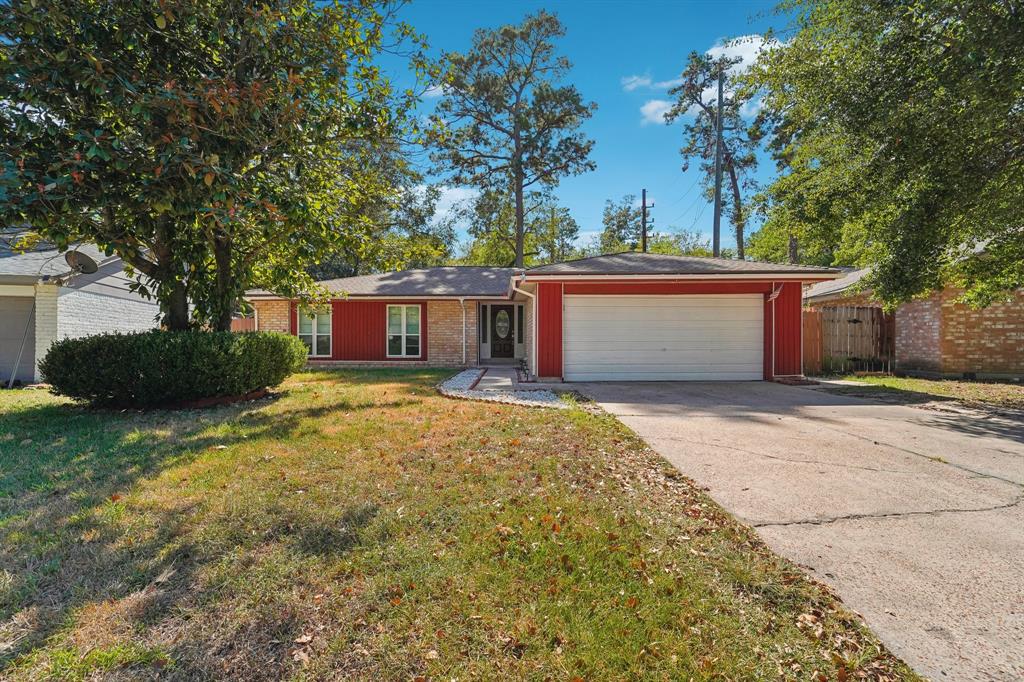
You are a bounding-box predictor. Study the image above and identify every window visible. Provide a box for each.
[298,309,331,357]
[517,305,524,344]
[387,305,421,357]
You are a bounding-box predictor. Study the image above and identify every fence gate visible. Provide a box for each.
[803,306,894,375]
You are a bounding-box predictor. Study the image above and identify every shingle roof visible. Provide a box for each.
[249,266,518,298]
[803,267,871,302]
[0,237,113,279]
[525,251,840,276]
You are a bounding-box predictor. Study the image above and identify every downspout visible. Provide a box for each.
[511,276,536,378]
[767,282,783,380]
[459,298,467,365]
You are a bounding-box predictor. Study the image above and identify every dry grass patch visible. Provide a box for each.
[836,374,1024,410]
[0,369,917,680]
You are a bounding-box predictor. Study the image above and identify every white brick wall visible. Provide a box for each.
[33,284,59,381]
[57,290,160,340]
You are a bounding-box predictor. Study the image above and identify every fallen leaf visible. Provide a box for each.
[110,493,123,502]
[425,649,439,660]
[294,633,313,644]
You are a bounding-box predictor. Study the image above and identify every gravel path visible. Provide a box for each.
[438,369,568,409]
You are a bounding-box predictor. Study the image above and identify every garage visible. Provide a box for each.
[562,294,764,381]
[0,296,35,384]
[525,252,840,381]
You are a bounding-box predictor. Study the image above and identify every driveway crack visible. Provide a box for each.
[810,423,1024,488]
[651,436,918,475]
[754,491,1024,528]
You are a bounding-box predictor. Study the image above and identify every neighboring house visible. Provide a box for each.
[0,243,160,384]
[804,267,1024,379]
[246,252,838,381]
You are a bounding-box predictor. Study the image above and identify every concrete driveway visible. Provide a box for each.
[574,381,1024,681]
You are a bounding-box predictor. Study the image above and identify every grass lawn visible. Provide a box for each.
[0,369,914,680]
[835,374,1024,410]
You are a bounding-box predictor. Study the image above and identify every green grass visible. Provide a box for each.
[0,370,916,680]
[837,374,1024,410]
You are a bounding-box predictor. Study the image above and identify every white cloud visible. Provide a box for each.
[640,99,673,125]
[431,186,478,224]
[621,74,682,93]
[621,74,652,92]
[706,34,772,74]
[422,83,447,99]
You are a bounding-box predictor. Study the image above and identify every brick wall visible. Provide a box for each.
[425,300,477,367]
[253,299,291,333]
[940,288,1024,376]
[58,290,159,340]
[895,294,942,372]
[33,283,59,381]
[254,298,479,367]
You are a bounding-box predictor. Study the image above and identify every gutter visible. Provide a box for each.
[510,275,537,379]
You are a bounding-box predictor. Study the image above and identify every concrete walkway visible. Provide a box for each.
[573,380,1024,682]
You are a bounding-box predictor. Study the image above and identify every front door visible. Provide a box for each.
[490,305,514,358]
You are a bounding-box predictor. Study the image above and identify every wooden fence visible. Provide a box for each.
[230,316,256,333]
[803,306,894,375]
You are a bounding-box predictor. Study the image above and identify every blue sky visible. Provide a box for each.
[395,0,786,249]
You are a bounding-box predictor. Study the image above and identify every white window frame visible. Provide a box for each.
[298,309,332,357]
[386,304,422,358]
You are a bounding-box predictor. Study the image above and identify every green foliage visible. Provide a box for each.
[598,195,642,253]
[454,190,580,266]
[752,0,1024,306]
[0,0,428,329]
[647,230,713,257]
[665,46,763,258]
[307,184,456,280]
[431,11,596,267]
[40,330,307,407]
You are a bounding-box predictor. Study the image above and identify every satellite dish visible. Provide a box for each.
[65,250,99,275]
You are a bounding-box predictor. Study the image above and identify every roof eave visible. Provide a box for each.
[522,272,841,282]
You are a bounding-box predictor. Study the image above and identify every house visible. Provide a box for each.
[246,252,839,381]
[804,267,1024,379]
[0,242,160,384]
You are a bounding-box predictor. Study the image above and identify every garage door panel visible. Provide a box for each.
[562,294,763,381]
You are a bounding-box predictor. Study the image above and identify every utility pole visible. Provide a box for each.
[641,188,647,252]
[711,63,725,258]
[640,188,653,252]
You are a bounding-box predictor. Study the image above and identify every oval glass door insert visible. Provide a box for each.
[495,310,511,338]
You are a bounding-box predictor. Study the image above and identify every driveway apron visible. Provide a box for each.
[575,381,1024,682]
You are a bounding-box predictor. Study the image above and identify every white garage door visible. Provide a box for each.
[563,294,764,381]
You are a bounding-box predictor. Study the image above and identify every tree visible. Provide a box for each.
[307,184,455,280]
[752,0,1024,306]
[0,0,425,330]
[533,196,579,264]
[648,229,713,257]
[665,49,762,259]
[598,195,641,253]
[431,11,596,268]
[453,189,577,266]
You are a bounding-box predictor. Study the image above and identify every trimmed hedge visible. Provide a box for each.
[40,330,308,407]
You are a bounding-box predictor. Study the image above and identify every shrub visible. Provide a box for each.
[40,330,308,407]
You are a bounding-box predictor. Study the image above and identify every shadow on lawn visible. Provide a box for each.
[0,388,396,678]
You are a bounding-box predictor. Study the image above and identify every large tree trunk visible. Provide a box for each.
[726,162,745,259]
[164,283,190,331]
[213,235,234,332]
[788,234,799,264]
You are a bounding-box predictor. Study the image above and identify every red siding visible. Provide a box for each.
[772,282,803,376]
[764,294,774,380]
[291,300,427,361]
[537,282,563,378]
